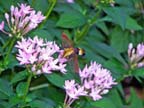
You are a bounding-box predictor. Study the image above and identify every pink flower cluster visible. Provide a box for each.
[64,62,116,106]
[15,36,67,74]
[0,3,45,38]
[66,0,74,3]
[128,43,144,68]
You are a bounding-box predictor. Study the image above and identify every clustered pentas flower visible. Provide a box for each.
[64,61,117,107]
[128,43,144,68]
[66,0,74,3]
[0,3,45,38]
[15,36,67,74]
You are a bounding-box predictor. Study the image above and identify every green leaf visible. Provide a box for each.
[11,70,28,84]
[25,93,37,103]
[45,73,66,88]
[110,27,130,53]
[116,0,134,7]
[96,22,109,35]
[46,87,64,104]
[69,3,84,14]
[81,40,105,64]
[42,20,62,40]
[0,61,5,73]
[126,16,143,30]
[107,88,123,108]
[84,45,105,64]
[8,94,24,108]
[54,3,75,13]
[31,29,54,41]
[88,27,105,42]
[104,59,127,80]
[30,0,49,14]
[84,0,96,5]
[56,10,86,28]
[0,0,13,11]
[45,72,76,88]
[128,88,143,108]
[29,100,54,108]
[0,79,13,97]
[0,92,9,100]
[16,82,27,97]
[116,84,125,98]
[91,97,116,108]
[27,0,32,4]
[87,40,126,65]
[0,101,9,108]
[103,7,128,29]
[132,68,144,76]
[54,2,83,13]
[7,54,19,69]
[31,87,62,105]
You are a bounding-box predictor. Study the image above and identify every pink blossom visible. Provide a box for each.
[64,80,87,106]
[64,61,117,107]
[0,3,45,38]
[64,81,87,99]
[137,43,144,57]
[79,65,89,79]
[66,0,74,3]
[128,43,144,68]
[19,3,32,15]
[89,89,102,101]
[64,80,76,89]
[0,21,4,31]
[57,63,67,73]
[79,61,117,100]
[15,36,67,74]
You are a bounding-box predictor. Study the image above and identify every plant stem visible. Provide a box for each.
[75,24,90,44]
[23,71,32,100]
[39,0,57,28]
[75,9,102,44]
[31,0,35,5]
[29,83,49,91]
[89,9,102,25]
[46,0,57,20]
[3,37,16,66]
[2,38,11,50]
[19,70,32,108]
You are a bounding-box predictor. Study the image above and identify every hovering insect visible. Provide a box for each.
[61,33,85,73]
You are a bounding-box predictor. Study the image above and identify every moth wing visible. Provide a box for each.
[62,33,73,48]
[73,54,79,73]
[66,53,79,73]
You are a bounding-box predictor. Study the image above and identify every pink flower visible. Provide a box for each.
[15,36,67,74]
[64,80,77,90]
[79,61,117,101]
[79,65,89,79]
[0,3,45,38]
[64,61,117,107]
[137,43,144,57]
[19,3,32,15]
[66,0,74,3]
[0,21,4,31]
[89,89,102,101]
[64,80,87,106]
[128,43,144,68]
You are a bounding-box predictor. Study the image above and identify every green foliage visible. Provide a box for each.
[0,78,13,97]
[56,10,86,28]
